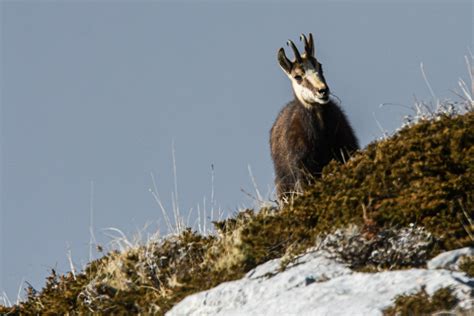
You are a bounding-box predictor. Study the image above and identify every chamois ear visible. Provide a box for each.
[277,48,292,74]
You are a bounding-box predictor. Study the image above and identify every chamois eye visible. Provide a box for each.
[294,75,303,83]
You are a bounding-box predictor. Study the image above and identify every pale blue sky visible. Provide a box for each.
[1,1,472,301]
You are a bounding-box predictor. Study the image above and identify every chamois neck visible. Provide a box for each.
[293,94,332,112]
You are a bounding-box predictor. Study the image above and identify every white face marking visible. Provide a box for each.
[304,69,320,87]
[287,70,330,108]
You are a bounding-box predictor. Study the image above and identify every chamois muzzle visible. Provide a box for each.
[317,87,329,99]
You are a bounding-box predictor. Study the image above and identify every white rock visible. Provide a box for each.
[427,247,474,270]
[167,250,473,316]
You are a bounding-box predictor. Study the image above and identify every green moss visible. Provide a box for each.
[290,111,474,251]
[383,287,459,316]
[1,110,473,315]
[459,255,474,277]
[0,255,109,315]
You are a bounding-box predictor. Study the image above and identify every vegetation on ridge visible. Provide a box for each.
[1,106,473,315]
[459,255,474,277]
[383,287,460,316]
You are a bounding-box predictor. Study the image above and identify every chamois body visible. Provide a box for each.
[270,97,358,198]
[270,33,359,199]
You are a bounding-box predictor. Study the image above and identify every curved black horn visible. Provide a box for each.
[287,40,302,63]
[308,33,315,56]
[300,33,312,56]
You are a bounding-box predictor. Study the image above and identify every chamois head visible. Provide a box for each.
[277,33,330,107]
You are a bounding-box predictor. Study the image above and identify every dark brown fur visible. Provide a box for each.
[270,34,359,200]
[270,97,359,199]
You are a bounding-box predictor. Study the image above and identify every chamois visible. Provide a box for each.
[270,33,359,200]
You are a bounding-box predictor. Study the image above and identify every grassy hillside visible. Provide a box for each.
[1,105,473,315]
